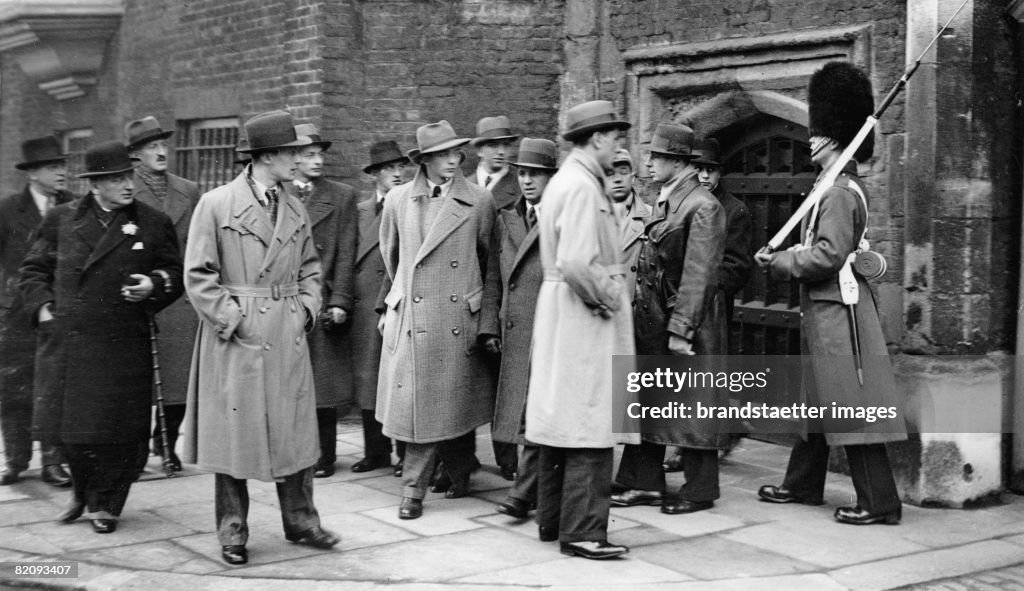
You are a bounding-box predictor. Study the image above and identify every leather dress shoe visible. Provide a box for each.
[429,470,451,493]
[834,504,901,525]
[663,452,684,473]
[221,545,248,565]
[57,500,85,523]
[166,453,183,472]
[285,526,340,548]
[393,461,403,477]
[496,497,532,519]
[90,518,117,534]
[444,477,470,499]
[610,489,662,507]
[41,465,72,488]
[560,540,629,560]
[498,463,516,481]
[538,525,559,542]
[313,461,336,478]
[398,497,422,520]
[0,467,20,485]
[351,455,390,473]
[757,485,824,506]
[661,499,714,514]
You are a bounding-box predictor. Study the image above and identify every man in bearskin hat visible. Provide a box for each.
[755,61,906,525]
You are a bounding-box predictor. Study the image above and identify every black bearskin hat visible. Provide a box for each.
[807,61,875,162]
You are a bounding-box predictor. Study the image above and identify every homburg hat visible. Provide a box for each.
[691,138,722,167]
[363,140,409,174]
[512,138,558,171]
[77,141,135,178]
[15,136,66,170]
[236,110,312,153]
[807,61,875,162]
[471,116,519,146]
[409,120,470,163]
[124,116,174,151]
[647,122,697,159]
[294,123,332,151]
[562,100,630,142]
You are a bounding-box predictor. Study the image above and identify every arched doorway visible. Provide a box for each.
[716,115,816,356]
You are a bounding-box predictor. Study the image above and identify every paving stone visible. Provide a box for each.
[309,481,402,514]
[895,503,1024,549]
[0,524,68,555]
[172,531,327,570]
[20,510,196,553]
[360,498,489,537]
[829,540,1024,591]
[148,501,217,534]
[722,517,929,568]
[0,486,32,503]
[639,534,819,579]
[621,573,850,591]
[454,555,690,585]
[129,473,215,507]
[316,512,419,551]
[0,498,69,526]
[70,540,224,574]
[612,503,747,538]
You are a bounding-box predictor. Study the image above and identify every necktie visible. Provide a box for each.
[484,175,493,188]
[297,184,312,204]
[376,199,384,216]
[265,187,279,225]
[431,185,442,199]
[526,206,537,229]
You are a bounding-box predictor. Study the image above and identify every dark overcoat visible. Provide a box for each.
[376,168,497,443]
[352,197,386,410]
[132,171,200,404]
[633,172,729,449]
[19,197,183,444]
[480,202,542,445]
[287,177,358,408]
[714,187,753,320]
[767,165,905,446]
[469,169,519,210]
[182,172,323,480]
[0,187,75,405]
[620,192,653,299]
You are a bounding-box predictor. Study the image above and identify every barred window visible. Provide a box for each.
[62,129,93,196]
[175,117,239,194]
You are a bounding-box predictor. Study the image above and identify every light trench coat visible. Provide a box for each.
[182,172,322,481]
[525,149,639,449]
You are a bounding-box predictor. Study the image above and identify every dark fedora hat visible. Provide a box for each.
[294,123,332,151]
[363,140,408,174]
[471,116,519,146]
[77,141,135,178]
[691,138,721,167]
[409,120,470,163]
[236,110,312,153]
[562,100,631,142]
[124,116,174,151]
[513,138,558,171]
[15,136,66,170]
[647,122,696,159]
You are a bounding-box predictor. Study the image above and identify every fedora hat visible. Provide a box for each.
[409,120,470,163]
[294,123,332,151]
[15,136,66,170]
[124,116,174,151]
[236,110,312,153]
[513,138,558,171]
[471,116,519,146]
[562,100,630,142]
[647,122,696,159]
[77,141,135,178]
[363,140,408,174]
[691,138,721,167]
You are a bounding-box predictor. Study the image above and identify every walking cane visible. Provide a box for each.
[148,315,177,478]
[758,0,970,255]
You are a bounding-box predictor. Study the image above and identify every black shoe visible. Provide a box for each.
[90,518,117,534]
[757,485,824,506]
[445,478,470,499]
[393,461,403,477]
[351,455,390,473]
[498,463,516,481]
[313,461,336,478]
[560,540,629,560]
[663,452,684,473]
[834,504,901,525]
[538,525,559,542]
[221,545,248,565]
[285,526,340,548]
[610,489,662,507]
[166,453,182,472]
[398,497,422,520]
[496,497,532,520]
[429,470,452,493]
[40,465,72,488]
[661,499,714,514]
[57,500,85,523]
[0,467,20,485]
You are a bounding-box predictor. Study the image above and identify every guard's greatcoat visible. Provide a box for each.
[182,172,322,480]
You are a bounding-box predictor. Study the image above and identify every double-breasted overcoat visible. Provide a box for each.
[633,173,729,449]
[19,196,183,444]
[352,197,387,410]
[182,172,323,481]
[767,164,905,446]
[132,171,200,404]
[376,168,496,443]
[620,191,652,299]
[287,177,358,408]
[714,186,753,321]
[480,202,542,445]
[525,150,639,449]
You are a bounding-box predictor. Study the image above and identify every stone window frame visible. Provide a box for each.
[175,117,240,194]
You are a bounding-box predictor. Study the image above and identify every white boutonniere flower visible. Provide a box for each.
[122,222,139,236]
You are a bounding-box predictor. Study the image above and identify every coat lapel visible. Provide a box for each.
[13,188,42,234]
[356,198,382,265]
[164,175,192,226]
[261,190,303,274]
[510,222,539,276]
[413,176,472,266]
[301,179,335,228]
[230,175,274,247]
[622,193,651,251]
[82,201,135,272]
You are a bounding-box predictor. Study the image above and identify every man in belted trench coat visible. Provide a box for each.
[125,116,201,470]
[376,120,496,520]
[182,110,339,565]
[20,141,183,533]
[756,62,905,526]
[0,136,75,487]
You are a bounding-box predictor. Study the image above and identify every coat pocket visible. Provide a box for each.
[463,286,483,355]
[382,289,403,353]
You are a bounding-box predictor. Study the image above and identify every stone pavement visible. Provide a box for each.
[1,423,1023,591]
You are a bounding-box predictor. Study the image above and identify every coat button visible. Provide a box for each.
[260,306,268,313]
[451,260,459,268]
[631,266,637,272]
[377,270,384,276]
[413,296,422,303]
[452,327,460,335]
[509,282,517,290]
[416,263,423,269]
[506,320,514,329]
[263,343,271,350]
[450,294,458,302]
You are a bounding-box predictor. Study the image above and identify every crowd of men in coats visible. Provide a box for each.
[0,59,905,565]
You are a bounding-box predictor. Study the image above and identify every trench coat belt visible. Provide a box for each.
[543,263,626,282]
[222,283,300,300]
